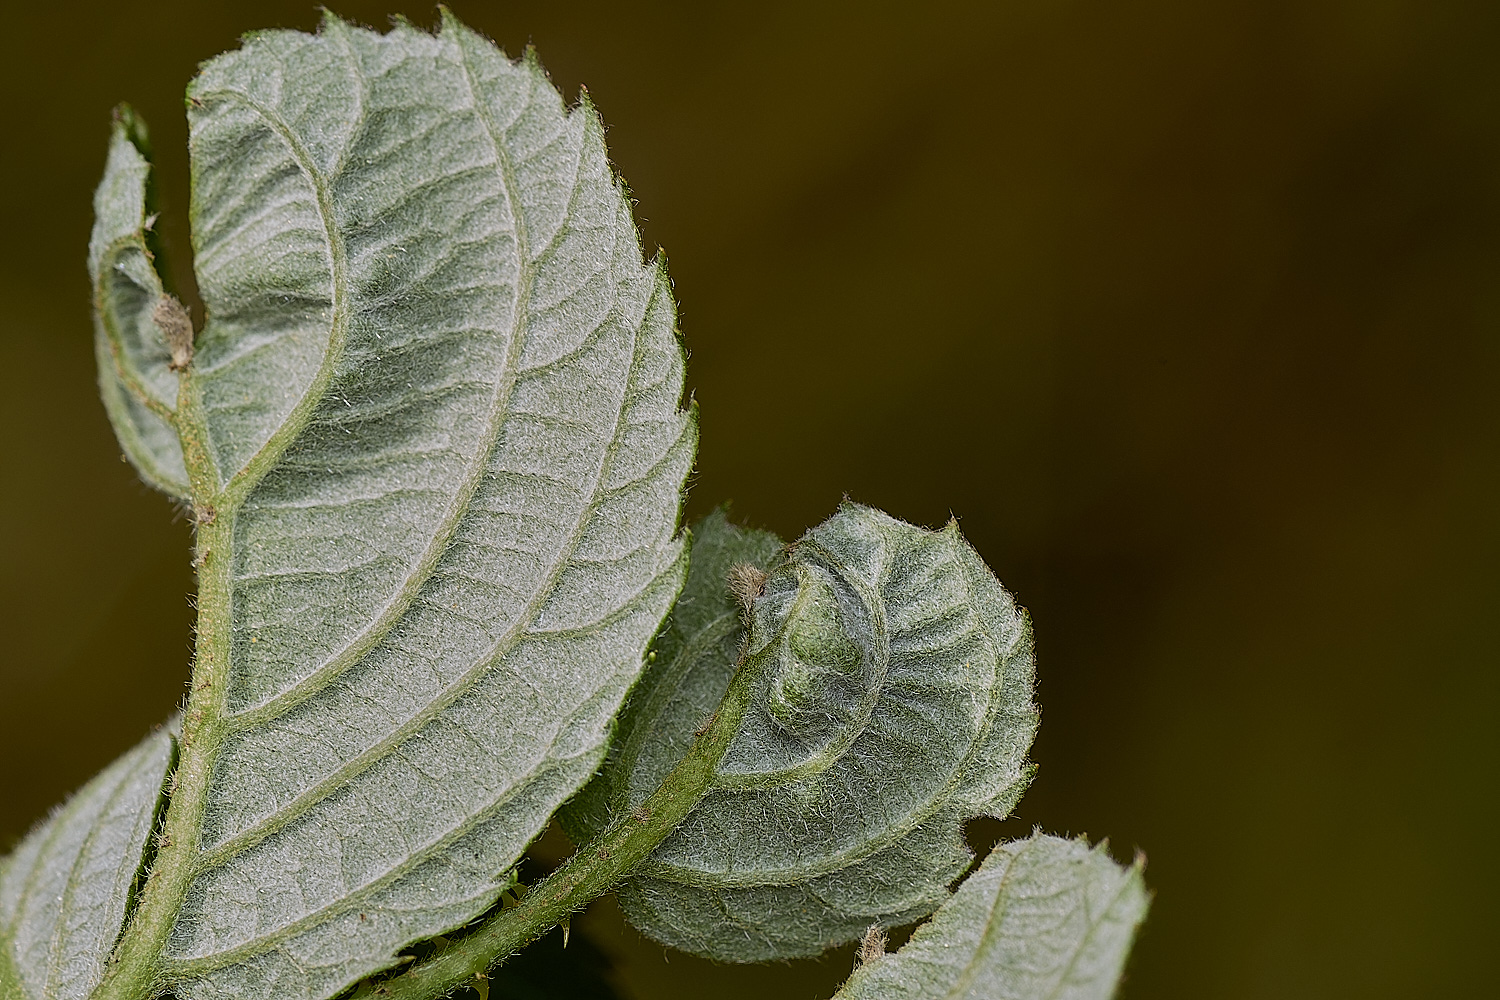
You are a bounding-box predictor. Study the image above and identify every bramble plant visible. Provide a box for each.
[0,11,1149,1000]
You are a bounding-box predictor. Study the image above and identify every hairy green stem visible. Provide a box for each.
[370,644,765,1000]
[94,379,229,1000]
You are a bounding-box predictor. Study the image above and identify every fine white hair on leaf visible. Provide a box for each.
[564,503,1039,962]
[49,10,696,1000]
[833,834,1150,1000]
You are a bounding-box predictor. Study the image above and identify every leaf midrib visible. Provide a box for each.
[189,85,352,508]
[946,842,1140,1000]
[709,537,892,792]
[186,39,666,942]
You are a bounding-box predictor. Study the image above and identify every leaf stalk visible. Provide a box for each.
[93,379,231,1000]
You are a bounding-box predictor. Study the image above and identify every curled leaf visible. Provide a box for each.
[89,111,189,497]
[568,505,1038,960]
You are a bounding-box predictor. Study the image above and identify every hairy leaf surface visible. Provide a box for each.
[90,111,189,497]
[833,834,1150,1000]
[0,727,176,1000]
[31,11,1155,999]
[561,508,783,841]
[567,506,1038,961]
[75,13,694,1000]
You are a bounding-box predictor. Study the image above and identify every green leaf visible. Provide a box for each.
[43,11,1151,999]
[561,508,784,841]
[833,834,1150,1000]
[0,726,176,1000]
[89,108,190,497]
[72,13,694,1000]
[568,505,1038,961]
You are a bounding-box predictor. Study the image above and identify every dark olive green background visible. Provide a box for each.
[3,2,1497,997]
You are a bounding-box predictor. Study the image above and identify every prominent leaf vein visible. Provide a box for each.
[213,278,656,853]
[191,88,353,502]
[173,752,576,970]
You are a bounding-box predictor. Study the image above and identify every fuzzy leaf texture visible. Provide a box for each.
[0,728,176,1000]
[834,834,1150,1000]
[89,107,190,496]
[16,11,696,1000]
[564,506,1040,961]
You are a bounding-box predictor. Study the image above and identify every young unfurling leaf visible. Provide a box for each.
[567,505,1039,960]
[90,115,189,497]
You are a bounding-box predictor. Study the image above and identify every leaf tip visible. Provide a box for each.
[110,103,152,162]
[436,4,473,44]
[387,10,420,32]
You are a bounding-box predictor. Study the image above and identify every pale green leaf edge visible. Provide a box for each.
[834,833,1150,1000]
[0,726,177,1000]
[90,113,189,498]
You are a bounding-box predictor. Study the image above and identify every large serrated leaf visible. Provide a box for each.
[0,727,176,1000]
[566,505,1038,961]
[68,12,695,1000]
[834,834,1150,1000]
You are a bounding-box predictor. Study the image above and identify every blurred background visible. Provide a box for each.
[2,1,1497,997]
